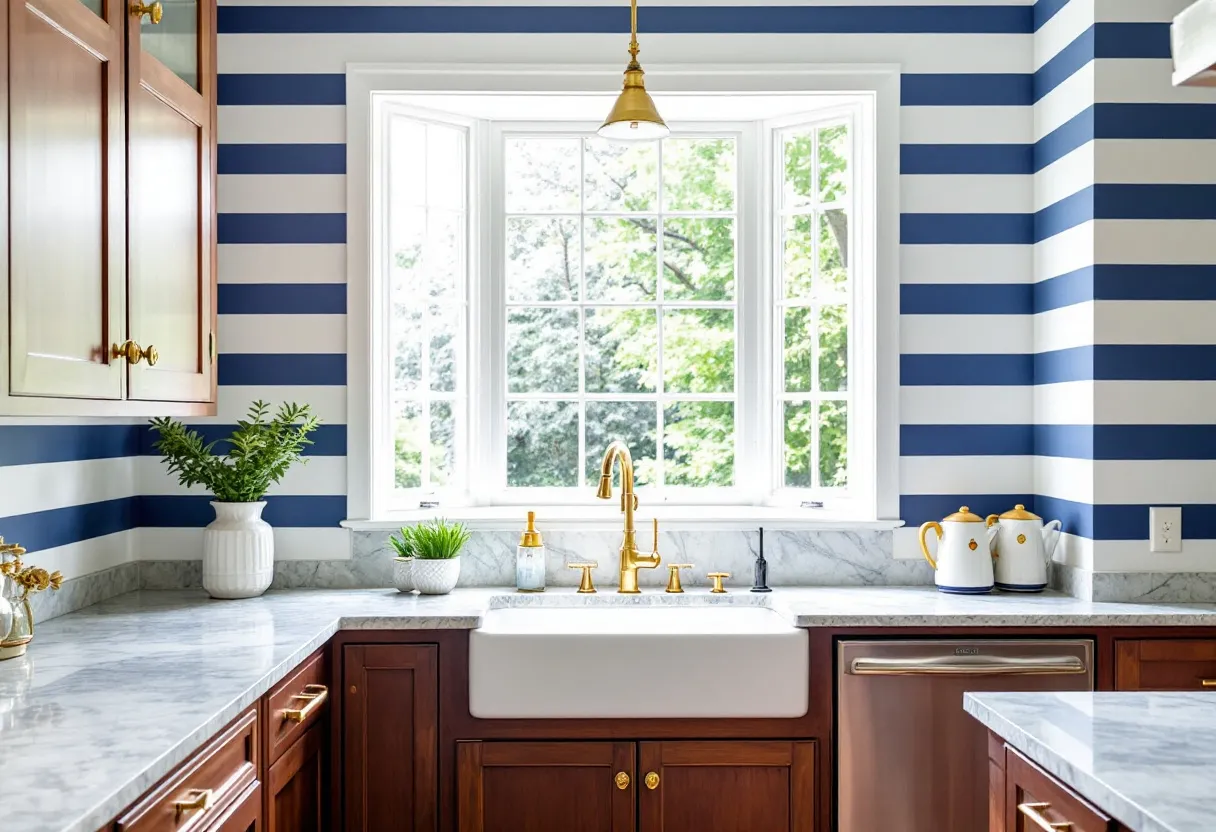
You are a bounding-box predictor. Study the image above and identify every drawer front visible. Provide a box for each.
[1115,639,1216,691]
[116,708,258,832]
[207,782,262,832]
[1005,747,1112,832]
[266,650,329,764]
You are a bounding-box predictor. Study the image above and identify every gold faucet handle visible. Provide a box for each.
[665,564,694,594]
[707,572,731,594]
[568,562,598,594]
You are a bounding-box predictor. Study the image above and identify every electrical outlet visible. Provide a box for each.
[1150,507,1183,553]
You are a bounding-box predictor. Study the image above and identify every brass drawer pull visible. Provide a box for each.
[1018,801,1073,830]
[644,771,660,790]
[283,683,328,722]
[174,788,213,818]
[1202,679,1216,687]
[614,771,630,790]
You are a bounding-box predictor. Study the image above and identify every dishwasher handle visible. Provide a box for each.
[848,654,1087,676]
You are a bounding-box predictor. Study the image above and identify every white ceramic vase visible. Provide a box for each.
[412,557,461,595]
[203,501,274,600]
[393,557,415,593]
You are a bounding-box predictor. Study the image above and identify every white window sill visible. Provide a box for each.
[341,506,905,533]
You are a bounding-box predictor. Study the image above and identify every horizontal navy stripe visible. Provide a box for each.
[900,284,1032,315]
[218,6,1032,34]
[1093,426,1216,461]
[900,144,1032,175]
[0,498,138,553]
[900,494,1032,527]
[218,213,345,245]
[1034,24,1171,102]
[1032,0,1069,31]
[218,283,346,315]
[1095,103,1216,140]
[1033,425,1093,459]
[1034,187,1093,241]
[900,354,1034,386]
[1033,495,1093,539]
[1098,183,1216,221]
[901,425,1033,456]
[1035,345,1216,383]
[1033,266,1094,313]
[1033,106,1093,172]
[218,144,346,175]
[901,73,1032,107]
[901,213,1032,245]
[0,425,140,467]
[1035,25,1093,102]
[218,74,345,106]
[1091,503,1216,541]
[139,424,347,457]
[1038,265,1216,312]
[1034,346,1093,384]
[140,495,347,528]
[219,354,347,386]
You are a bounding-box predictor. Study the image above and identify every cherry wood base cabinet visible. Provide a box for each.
[988,734,1127,832]
[1115,638,1216,691]
[456,740,815,832]
[267,724,325,832]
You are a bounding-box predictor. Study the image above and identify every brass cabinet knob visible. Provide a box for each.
[130,1,163,23]
[144,344,159,366]
[1017,802,1072,831]
[111,340,145,365]
[568,562,598,594]
[644,771,660,790]
[174,788,213,818]
[614,771,630,790]
[283,684,328,723]
[665,563,693,594]
[708,572,731,594]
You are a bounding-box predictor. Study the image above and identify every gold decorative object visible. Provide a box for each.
[130,1,163,24]
[644,771,660,790]
[614,771,631,790]
[567,562,598,594]
[0,538,64,661]
[596,441,661,593]
[598,0,668,140]
[664,563,693,594]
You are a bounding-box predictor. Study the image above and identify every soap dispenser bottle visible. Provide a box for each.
[516,511,546,593]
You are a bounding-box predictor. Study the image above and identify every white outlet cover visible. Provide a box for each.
[1150,506,1183,553]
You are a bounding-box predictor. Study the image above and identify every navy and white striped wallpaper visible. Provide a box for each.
[4,0,1214,582]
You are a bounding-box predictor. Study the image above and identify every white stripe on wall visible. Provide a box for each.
[1034,62,1094,142]
[1095,301,1216,345]
[1034,381,1096,426]
[900,385,1033,425]
[900,455,1032,495]
[1033,0,1093,71]
[1094,59,1216,104]
[1034,455,1095,505]
[1092,459,1216,505]
[218,174,346,215]
[138,527,352,562]
[218,106,346,145]
[1034,302,1094,354]
[203,385,348,424]
[1096,140,1216,185]
[1093,381,1216,424]
[1034,142,1094,211]
[901,245,1032,286]
[901,315,1032,355]
[899,106,1032,146]
[1035,221,1094,279]
[218,244,347,284]
[219,313,348,354]
[0,457,138,518]
[33,531,135,582]
[138,456,347,497]
[1095,220,1216,265]
[901,174,1030,215]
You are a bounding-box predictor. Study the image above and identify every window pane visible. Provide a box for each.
[783,402,812,488]
[819,124,848,203]
[505,138,580,212]
[392,305,422,394]
[662,218,734,302]
[394,402,423,489]
[585,218,658,301]
[782,130,813,208]
[820,210,848,290]
[663,309,735,394]
[585,401,657,486]
[819,401,848,487]
[783,307,811,394]
[782,215,814,299]
[78,0,103,15]
[390,119,427,207]
[506,217,579,302]
[427,124,465,210]
[818,304,848,393]
[584,139,657,212]
[585,308,657,394]
[141,0,198,89]
[663,138,736,212]
[664,402,734,486]
[508,308,579,393]
[426,209,463,302]
[429,401,456,487]
[391,206,425,289]
[429,305,460,393]
[507,401,579,487]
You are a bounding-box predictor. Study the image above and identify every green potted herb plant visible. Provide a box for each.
[387,529,416,593]
[150,401,319,599]
[402,519,470,595]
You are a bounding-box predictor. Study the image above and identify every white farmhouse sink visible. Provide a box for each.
[468,605,809,719]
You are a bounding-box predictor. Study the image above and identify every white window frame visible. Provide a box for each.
[344,64,900,529]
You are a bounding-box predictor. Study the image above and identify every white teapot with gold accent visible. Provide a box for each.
[989,504,1062,593]
[919,507,999,594]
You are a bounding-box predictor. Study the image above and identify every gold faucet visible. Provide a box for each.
[596,440,661,593]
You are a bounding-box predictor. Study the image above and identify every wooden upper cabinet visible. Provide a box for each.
[8,0,127,400]
[126,0,216,403]
[638,741,816,832]
[458,741,636,832]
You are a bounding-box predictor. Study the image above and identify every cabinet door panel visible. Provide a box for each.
[639,741,815,832]
[9,0,125,399]
[127,0,215,403]
[268,722,325,832]
[343,644,438,832]
[457,741,635,832]
[1115,639,1216,691]
[210,782,263,832]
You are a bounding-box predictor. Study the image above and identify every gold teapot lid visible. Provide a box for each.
[520,511,543,548]
[943,506,985,523]
[999,504,1040,521]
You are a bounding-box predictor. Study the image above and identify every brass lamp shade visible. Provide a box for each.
[598,0,668,141]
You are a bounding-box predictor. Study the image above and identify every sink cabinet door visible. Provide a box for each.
[457,741,636,832]
[638,741,816,832]
[343,644,438,832]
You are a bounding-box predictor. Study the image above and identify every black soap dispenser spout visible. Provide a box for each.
[751,527,771,592]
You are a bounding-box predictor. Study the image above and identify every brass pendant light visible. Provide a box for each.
[598,0,669,140]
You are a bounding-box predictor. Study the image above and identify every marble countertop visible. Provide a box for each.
[6,587,1216,832]
[966,690,1216,832]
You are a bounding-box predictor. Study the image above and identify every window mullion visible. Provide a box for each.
[655,138,666,492]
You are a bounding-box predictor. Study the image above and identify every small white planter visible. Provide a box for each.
[203,501,274,600]
[393,557,415,593]
[412,557,461,595]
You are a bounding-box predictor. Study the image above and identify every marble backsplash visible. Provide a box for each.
[140,528,933,592]
[1052,563,1216,603]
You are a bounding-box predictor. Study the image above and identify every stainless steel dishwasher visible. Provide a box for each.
[837,639,1094,832]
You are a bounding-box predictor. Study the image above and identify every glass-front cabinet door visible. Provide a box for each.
[125,0,215,403]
